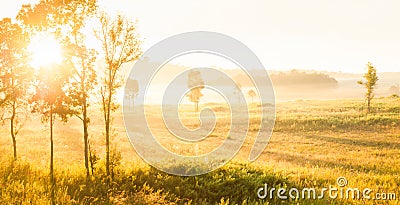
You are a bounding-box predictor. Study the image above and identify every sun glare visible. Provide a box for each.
[28,33,63,69]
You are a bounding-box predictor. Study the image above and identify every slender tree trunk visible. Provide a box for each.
[106,94,112,178]
[10,76,17,161]
[74,30,91,183]
[105,107,110,178]
[50,107,55,205]
[131,96,135,112]
[10,102,17,161]
[105,71,112,178]
[83,99,90,182]
[101,86,110,179]
[105,119,110,177]
[367,98,371,113]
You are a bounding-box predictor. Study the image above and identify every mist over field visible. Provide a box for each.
[131,62,400,103]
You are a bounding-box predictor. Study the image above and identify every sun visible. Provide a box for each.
[28,32,63,69]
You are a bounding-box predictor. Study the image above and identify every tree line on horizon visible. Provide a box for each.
[0,0,141,204]
[271,69,338,88]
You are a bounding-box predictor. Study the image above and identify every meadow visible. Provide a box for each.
[0,97,399,204]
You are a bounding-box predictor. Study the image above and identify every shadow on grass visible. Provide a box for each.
[130,162,293,204]
[269,151,398,175]
[305,135,400,150]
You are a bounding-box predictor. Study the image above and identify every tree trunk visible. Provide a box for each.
[50,107,55,205]
[11,131,16,161]
[367,98,371,113]
[105,112,110,178]
[83,100,90,182]
[105,83,112,178]
[11,105,17,161]
[74,29,91,183]
[131,96,135,112]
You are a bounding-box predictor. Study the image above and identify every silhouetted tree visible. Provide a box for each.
[187,70,204,112]
[95,12,141,178]
[0,18,33,161]
[389,84,399,96]
[17,0,99,186]
[18,2,76,204]
[60,0,98,183]
[358,62,378,113]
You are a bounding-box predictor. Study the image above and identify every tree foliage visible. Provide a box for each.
[17,0,97,31]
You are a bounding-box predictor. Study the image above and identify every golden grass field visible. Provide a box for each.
[0,97,399,204]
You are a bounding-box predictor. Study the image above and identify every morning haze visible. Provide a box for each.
[0,1,399,204]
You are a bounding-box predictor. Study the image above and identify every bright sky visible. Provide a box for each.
[1,0,400,73]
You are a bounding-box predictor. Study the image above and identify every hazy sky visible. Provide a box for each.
[1,0,400,73]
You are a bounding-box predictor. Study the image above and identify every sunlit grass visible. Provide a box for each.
[0,97,399,204]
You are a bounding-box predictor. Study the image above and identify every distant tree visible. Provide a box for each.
[95,12,141,178]
[358,62,379,113]
[125,78,139,111]
[0,18,33,161]
[248,89,256,103]
[233,82,242,104]
[31,61,73,205]
[187,70,204,112]
[389,84,399,95]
